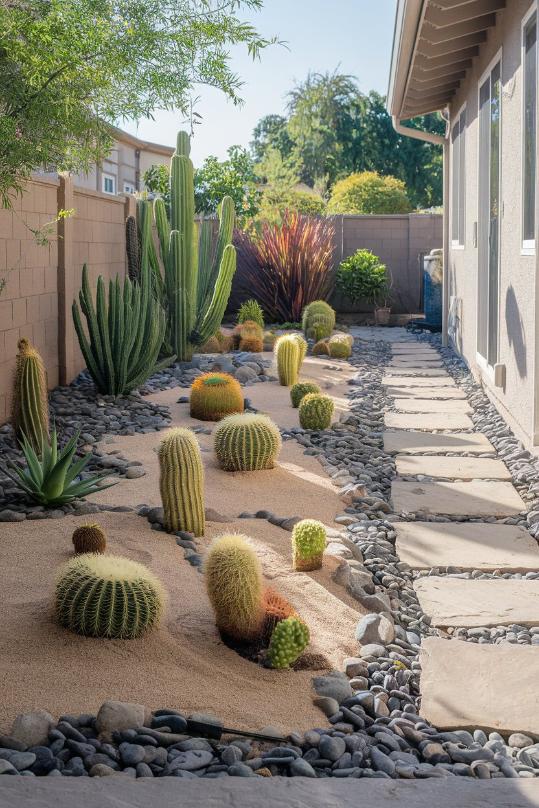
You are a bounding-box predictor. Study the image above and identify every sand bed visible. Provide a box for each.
[0,353,362,734]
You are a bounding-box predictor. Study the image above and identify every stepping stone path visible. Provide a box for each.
[382,341,539,734]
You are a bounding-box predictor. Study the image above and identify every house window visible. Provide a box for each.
[523,9,537,251]
[102,174,116,194]
[451,108,466,247]
[123,182,135,194]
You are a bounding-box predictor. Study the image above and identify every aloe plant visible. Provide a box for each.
[6,430,115,506]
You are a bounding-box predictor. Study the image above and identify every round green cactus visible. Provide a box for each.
[158,428,205,536]
[302,301,335,340]
[72,523,106,554]
[299,393,334,430]
[328,335,352,359]
[268,617,310,669]
[291,519,327,571]
[275,335,300,386]
[312,339,330,356]
[214,413,281,471]
[55,554,165,639]
[290,381,321,408]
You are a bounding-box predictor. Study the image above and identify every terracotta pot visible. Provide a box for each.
[375,307,391,326]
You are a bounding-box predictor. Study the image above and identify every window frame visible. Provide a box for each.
[522,2,537,255]
[451,104,466,249]
[102,173,116,195]
[123,182,136,194]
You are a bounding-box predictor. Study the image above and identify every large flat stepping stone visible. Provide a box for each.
[389,359,443,367]
[392,344,438,354]
[415,577,539,628]
[384,430,495,454]
[420,637,539,733]
[396,521,539,571]
[385,367,450,377]
[386,386,467,400]
[391,480,526,517]
[385,412,474,430]
[382,376,456,387]
[395,454,510,479]
[394,398,472,413]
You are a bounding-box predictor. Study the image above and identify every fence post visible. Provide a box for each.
[57,174,75,385]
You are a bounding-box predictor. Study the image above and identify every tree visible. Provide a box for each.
[143,164,170,209]
[250,114,293,163]
[194,145,260,221]
[0,0,276,206]
[327,171,412,215]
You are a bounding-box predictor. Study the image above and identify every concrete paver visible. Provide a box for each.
[391,480,526,517]
[395,454,510,479]
[385,412,474,430]
[384,430,495,454]
[393,398,472,413]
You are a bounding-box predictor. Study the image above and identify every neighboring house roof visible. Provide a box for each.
[109,125,175,157]
[387,0,505,120]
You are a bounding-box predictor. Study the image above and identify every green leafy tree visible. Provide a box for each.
[250,114,294,163]
[194,145,260,221]
[327,171,412,215]
[143,164,170,209]
[0,0,276,206]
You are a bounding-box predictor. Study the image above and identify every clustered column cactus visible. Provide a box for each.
[12,338,49,452]
[154,131,237,361]
[291,519,327,571]
[158,428,205,536]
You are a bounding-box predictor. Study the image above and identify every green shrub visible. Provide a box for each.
[336,249,389,306]
[327,171,412,215]
[238,299,264,329]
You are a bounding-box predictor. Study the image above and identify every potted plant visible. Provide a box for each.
[335,249,391,325]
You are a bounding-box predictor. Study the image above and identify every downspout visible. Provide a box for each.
[392,114,450,346]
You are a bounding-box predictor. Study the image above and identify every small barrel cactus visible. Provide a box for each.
[262,587,298,641]
[268,617,310,669]
[263,331,277,350]
[190,372,244,421]
[302,301,335,341]
[299,393,334,430]
[328,334,352,359]
[205,534,264,641]
[239,335,264,353]
[312,339,330,356]
[200,336,222,354]
[275,335,300,386]
[215,330,234,352]
[233,319,263,350]
[290,381,321,408]
[55,554,165,639]
[12,338,49,452]
[214,413,281,471]
[72,523,107,554]
[291,519,327,571]
[158,428,205,536]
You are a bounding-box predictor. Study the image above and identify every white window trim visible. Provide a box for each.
[102,173,116,195]
[521,2,537,254]
[123,182,136,194]
[451,102,466,249]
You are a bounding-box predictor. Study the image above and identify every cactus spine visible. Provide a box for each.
[154,132,237,361]
[299,393,334,430]
[291,333,307,372]
[312,338,330,356]
[291,519,327,571]
[214,413,282,471]
[190,372,244,421]
[158,428,205,536]
[268,617,310,669]
[275,335,300,386]
[205,534,264,641]
[72,523,107,554]
[12,338,49,452]
[262,587,298,641]
[302,301,335,340]
[290,381,321,408]
[328,334,353,359]
[55,553,165,639]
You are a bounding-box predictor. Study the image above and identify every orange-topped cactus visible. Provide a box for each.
[190,372,244,421]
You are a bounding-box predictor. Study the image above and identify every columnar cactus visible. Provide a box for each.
[214,413,281,471]
[275,335,300,386]
[268,617,310,669]
[291,519,327,571]
[190,372,244,421]
[302,300,335,340]
[291,333,308,372]
[299,393,334,430]
[158,428,205,536]
[154,131,237,361]
[205,534,264,641]
[12,338,49,452]
[72,523,107,555]
[55,554,165,639]
[290,381,321,408]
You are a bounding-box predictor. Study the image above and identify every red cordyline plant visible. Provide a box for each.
[233,211,336,322]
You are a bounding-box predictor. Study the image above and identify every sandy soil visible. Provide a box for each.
[0,352,363,734]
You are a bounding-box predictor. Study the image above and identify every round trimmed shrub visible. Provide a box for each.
[268,617,310,669]
[72,523,106,555]
[55,554,165,639]
[205,534,264,641]
[291,519,327,571]
[327,171,412,215]
[299,393,334,430]
[290,381,321,408]
[214,413,282,471]
[190,372,244,421]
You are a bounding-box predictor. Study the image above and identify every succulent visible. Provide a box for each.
[275,335,300,386]
[239,336,263,353]
[233,319,263,350]
[158,428,205,536]
[154,132,237,361]
[263,331,277,350]
[291,333,308,371]
[262,587,298,641]
[12,338,49,453]
[200,336,222,353]
[72,523,107,554]
[312,338,330,356]
[55,553,165,639]
[125,215,140,282]
[6,429,115,506]
[291,519,327,571]
[214,413,281,471]
[190,372,244,421]
[290,381,321,408]
[215,330,234,352]
[205,534,264,641]
[268,617,310,669]
[299,393,334,431]
[328,334,353,359]
[302,300,335,341]
[238,299,264,329]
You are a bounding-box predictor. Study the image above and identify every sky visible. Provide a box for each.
[124,0,397,167]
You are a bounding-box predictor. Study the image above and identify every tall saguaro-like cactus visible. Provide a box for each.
[154,131,237,361]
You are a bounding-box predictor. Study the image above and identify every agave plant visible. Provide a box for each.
[6,430,116,506]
